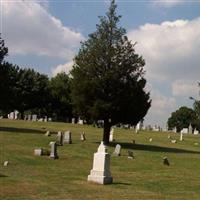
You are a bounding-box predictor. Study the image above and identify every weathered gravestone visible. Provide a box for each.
[189,124,193,134]
[113,144,121,156]
[3,161,9,166]
[163,156,170,166]
[63,131,72,144]
[45,131,51,136]
[109,128,114,142]
[128,151,134,159]
[180,132,183,141]
[149,138,153,142]
[56,131,63,146]
[181,128,188,134]
[194,129,199,135]
[34,148,43,156]
[28,115,32,121]
[80,132,86,141]
[171,139,177,144]
[88,141,113,184]
[49,141,58,159]
[32,114,37,122]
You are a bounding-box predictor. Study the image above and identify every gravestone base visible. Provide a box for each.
[88,171,113,184]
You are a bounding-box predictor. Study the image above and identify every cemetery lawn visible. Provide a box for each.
[1,119,200,200]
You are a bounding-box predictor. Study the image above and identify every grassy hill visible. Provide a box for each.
[0,119,200,200]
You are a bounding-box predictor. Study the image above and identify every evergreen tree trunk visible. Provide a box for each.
[103,119,111,144]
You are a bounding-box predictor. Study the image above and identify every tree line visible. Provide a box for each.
[0,39,72,121]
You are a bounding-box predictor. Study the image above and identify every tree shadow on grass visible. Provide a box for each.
[108,142,200,154]
[0,126,45,134]
[112,182,131,185]
[0,174,8,177]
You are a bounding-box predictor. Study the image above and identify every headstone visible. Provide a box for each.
[149,138,152,142]
[3,161,9,166]
[80,132,86,141]
[189,124,193,134]
[49,141,58,159]
[44,116,47,122]
[173,127,177,133]
[48,118,52,122]
[8,112,14,119]
[194,129,199,135]
[171,139,177,144]
[28,114,31,121]
[78,117,84,124]
[45,131,51,136]
[163,156,170,166]
[181,128,188,134]
[127,151,134,159]
[72,118,75,124]
[168,134,171,139]
[56,131,63,146]
[88,141,113,184]
[180,133,183,141]
[34,148,43,156]
[32,114,37,122]
[63,131,72,144]
[135,121,142,133]
[113,144,121,156]
[38,118,43,122]
[14,110,19,119]
[109,128,114,142]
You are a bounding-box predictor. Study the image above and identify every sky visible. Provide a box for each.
[1,0,200,127]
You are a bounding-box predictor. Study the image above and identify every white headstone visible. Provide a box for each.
[189,124,193,134]
[113,144,121,156]
[80,132,86,141]
[180,133,183,141]
[194,129,199,135]
[34,148,43,156]
[32,114,37,122]
[3,161,9,166]
[109,128,114,142]
[63,131,72,144]
[181,128,188,134]
[56,131,63,146]
[49,141,58,159]
[88,142,113,184]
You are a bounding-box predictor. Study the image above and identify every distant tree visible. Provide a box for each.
[167,106,197,132]
[0,35,8,64]
[0,35,19,113]
[14,68,49,118]
[71,0,151,143]
[189,82,200,130]
[49,72,72,121]
[0,62,19,113]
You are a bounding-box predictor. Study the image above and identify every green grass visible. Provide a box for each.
[0,119,200,200]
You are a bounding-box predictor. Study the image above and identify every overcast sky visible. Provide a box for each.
[1,0,200,127]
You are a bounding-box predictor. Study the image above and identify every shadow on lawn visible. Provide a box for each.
[108,142,200,154]
[0,126,45,134]
[0,174,8,177]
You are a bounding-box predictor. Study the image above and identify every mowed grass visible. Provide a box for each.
[0,119,200,200]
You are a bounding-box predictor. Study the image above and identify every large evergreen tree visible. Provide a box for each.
[71,0,151,143]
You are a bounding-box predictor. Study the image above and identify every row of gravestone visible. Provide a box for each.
[34,130,86,159]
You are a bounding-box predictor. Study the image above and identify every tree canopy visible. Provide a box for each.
[71,0,151,143]
[167,106,197,132]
